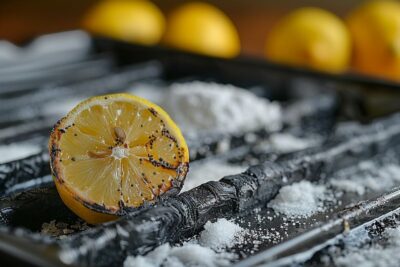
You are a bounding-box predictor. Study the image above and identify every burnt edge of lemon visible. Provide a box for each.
[49,113,190,216]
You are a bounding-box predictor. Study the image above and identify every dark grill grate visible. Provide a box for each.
[1,31,400,267]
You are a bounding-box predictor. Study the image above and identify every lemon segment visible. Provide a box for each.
[49,94,189,224]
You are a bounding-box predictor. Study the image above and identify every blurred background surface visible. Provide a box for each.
[0,0,364,56]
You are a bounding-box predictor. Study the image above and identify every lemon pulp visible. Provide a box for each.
[49,94,189,224]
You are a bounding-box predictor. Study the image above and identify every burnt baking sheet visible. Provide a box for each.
[1,31,400,267]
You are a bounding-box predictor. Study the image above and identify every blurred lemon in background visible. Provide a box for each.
[347,0,400,80]
[265,7,351,73]
[163,2,240,58]
[83,0,165,45]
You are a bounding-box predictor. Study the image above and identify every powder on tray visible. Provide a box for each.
[331,161,400,195]
[268,181,329,218]
[124,243,235,267]
[199,218,243,250]
[162,82,282,137]
[0,143,41,163]
[335,227,400,267]
[268,133,318,153]
[124,218,243,267]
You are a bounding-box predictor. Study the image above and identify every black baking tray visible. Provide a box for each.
[1,32,400,267]
[93,37,400,120]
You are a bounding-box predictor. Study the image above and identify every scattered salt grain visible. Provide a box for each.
[124,243,235,267]
[123,245,224,267]
[383,227,400,245]
[161,82,282,137]
[199,218,243,250]
[0,143,41,163]
[268,133,318,153]
[269,181,328,217]
[169,243,235,267]
[124,244,171,267]
[129,83,166,104]
[181,160,246,192]
[331,179,366,195]
[41,97,81,116]
[124,219,242,267]
[331,162,400,195]
[335,227,400,267]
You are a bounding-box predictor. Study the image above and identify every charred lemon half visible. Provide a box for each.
[49,94,189,224]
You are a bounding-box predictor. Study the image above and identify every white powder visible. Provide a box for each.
[124,244,171,267]
[269,181,328,217]
[161,82,282,137]
[42,97,81,116]
[331,162,400,195]
[269,133,318,153]
[124,243,235,267]
[129,83,166,104]
[181,161,246,192]
[330,179,366,195]
[383,227,400,245]
[256,133,318,153]
[0,143,41,163]
[169,244,235,267]
[335,227,400,267]
[336,248,394,267]
[123,219,242,267]
[199,219,243,250]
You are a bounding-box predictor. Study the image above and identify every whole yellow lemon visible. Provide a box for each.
[82,0,165,45]
[347,0,400,80]
[265,7,351,73]
[163,2,240,58]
